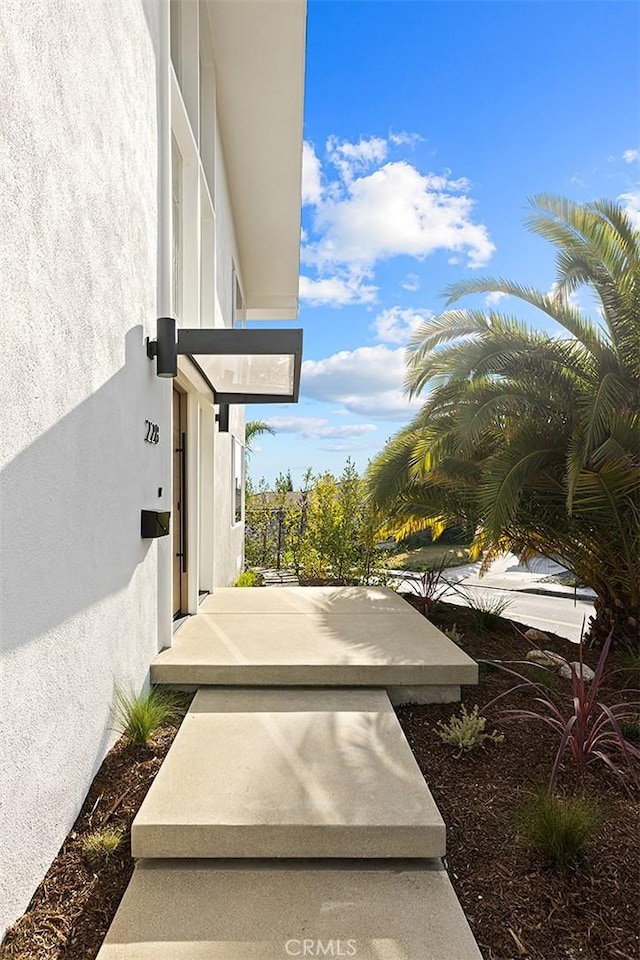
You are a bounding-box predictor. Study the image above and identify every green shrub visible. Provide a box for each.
[436,704,504,756]
[113,686,181,747]
[80,827,124,863]
[516,793,600,871]
[235,570,260,587]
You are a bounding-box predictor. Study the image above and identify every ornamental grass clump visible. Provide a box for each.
[112,686,181,747]
[436,704,504,757]
[517,792,600,872]
[80,827,124,864]
[465,591,513,630]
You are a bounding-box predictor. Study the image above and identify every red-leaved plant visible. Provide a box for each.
[487,631,640,793]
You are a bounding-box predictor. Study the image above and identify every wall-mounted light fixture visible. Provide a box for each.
[147,319,303,405]
[215,404,230,433]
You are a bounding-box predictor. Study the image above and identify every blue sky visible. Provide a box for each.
[249,0,640,486]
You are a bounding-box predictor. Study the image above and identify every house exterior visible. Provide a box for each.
[0,0,306,934]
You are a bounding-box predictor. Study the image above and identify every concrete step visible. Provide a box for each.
[151,587,477,689]
[132,688,445,859]
[96,860,483,960]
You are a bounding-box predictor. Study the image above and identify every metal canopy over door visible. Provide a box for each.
[172,387,188,617]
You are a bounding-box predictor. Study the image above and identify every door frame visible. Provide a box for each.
[172,384,189,617]
[170,358,215,621]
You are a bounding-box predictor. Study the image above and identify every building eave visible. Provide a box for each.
[204,0,306,321]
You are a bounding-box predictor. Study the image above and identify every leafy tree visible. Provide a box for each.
[275,469,294,493]
[244,461,384,583]
[284,468,315,575]
[244,477,278,567]
[368,196,640,649]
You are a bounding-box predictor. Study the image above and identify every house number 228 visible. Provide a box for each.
[144,420,160,444]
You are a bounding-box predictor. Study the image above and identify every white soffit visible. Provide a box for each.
[205,0,307,321]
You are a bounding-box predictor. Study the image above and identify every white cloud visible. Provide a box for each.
[301,141,323,206]
[619,191,640,228]
[267,416,377,440]
[307,162,494,270]
[318,439,377,453]
[389,130,424,148]
[401,273,420,292]
[300,132,495,310]
[484,291,507,306]
[622,149,640,164]
[298,272,378,307]
[372,306,432,345]
[302,345,422,421]
[326,135,388,182]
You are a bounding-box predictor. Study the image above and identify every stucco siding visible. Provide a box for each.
[0,0,164,933]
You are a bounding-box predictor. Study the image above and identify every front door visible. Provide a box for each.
[172,387,187,616]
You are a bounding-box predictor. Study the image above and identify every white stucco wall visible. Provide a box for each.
[0,0,167,933]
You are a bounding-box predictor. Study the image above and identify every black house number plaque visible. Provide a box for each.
[144,420,160,444]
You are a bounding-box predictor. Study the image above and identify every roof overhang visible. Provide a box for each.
[203,1,307,321]
[181,328,303,404]
[147,320,303,404]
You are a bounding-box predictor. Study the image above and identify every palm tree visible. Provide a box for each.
[368,196,639,649]
[245,420,275,455]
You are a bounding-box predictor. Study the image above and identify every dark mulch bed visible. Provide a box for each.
[1,693,193,960]
[397,597,640,960]
[2,598,638,960]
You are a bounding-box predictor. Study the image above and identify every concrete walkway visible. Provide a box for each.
[97,588,483,960]
[152,586,477,699]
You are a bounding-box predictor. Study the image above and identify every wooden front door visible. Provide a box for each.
[172,388,187,616]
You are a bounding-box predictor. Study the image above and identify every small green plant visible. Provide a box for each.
[443,624,464,645]
[436,704,504,756]
[235,570,260,587]
[80,826,124,863]
[464,591,513,629]
[113,686,181,747]
[516,793,600,871]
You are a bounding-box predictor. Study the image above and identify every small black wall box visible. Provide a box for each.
[141,510,171,539]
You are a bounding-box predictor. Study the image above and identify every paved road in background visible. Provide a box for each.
[390,554,595,643]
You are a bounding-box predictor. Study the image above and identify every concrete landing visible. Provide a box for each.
[96,860,484,960]
[132,688,445,859]
[151,587,478,688]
